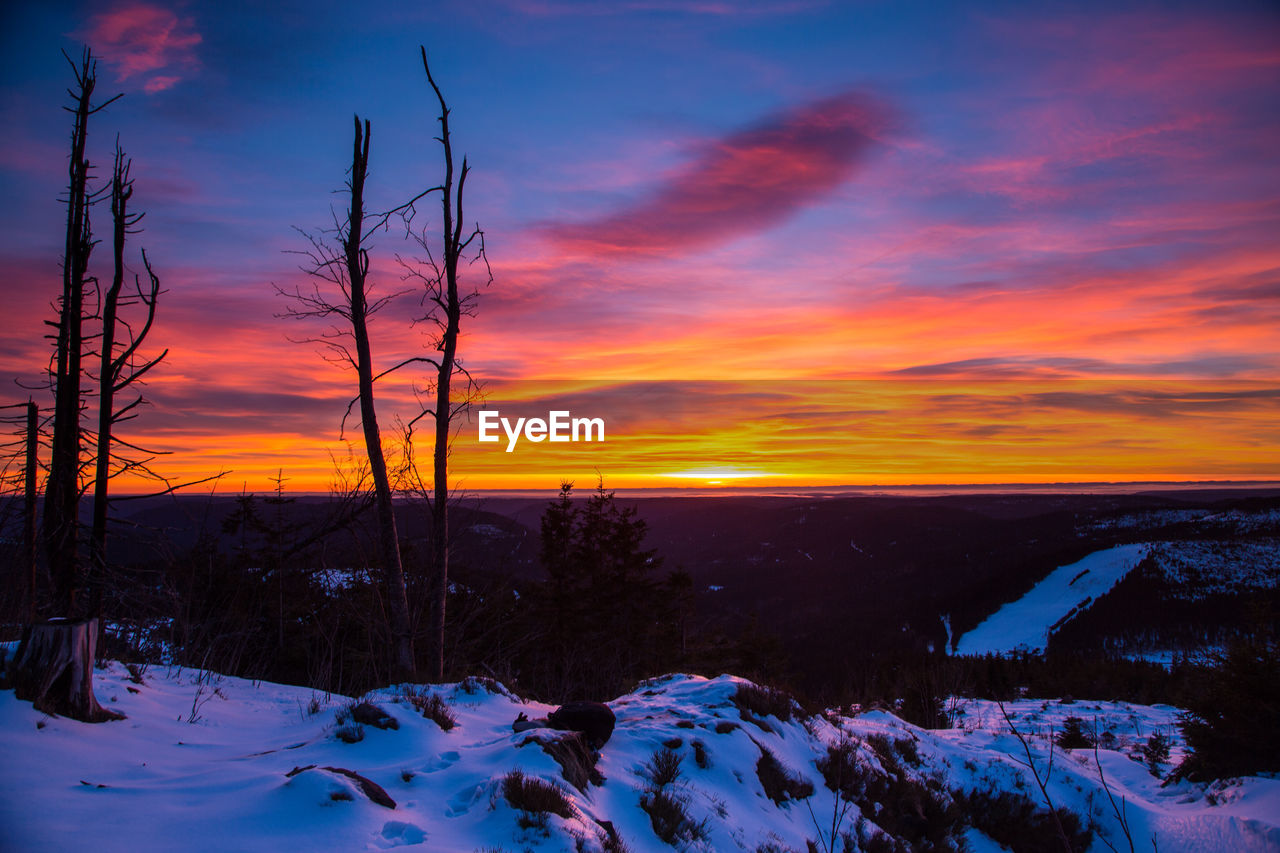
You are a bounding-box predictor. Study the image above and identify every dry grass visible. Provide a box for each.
[755,747,814,804]
[502,770,573,819]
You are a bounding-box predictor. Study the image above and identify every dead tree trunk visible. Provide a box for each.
[421,48,487,683]
[44,51,97,620]
[8,619,123,721]
[24,400,38,622]
[17,49,123,724]
[280,115,421,684]
[345,117,415,682]
[90,145,166,603]
[90,146,131,597]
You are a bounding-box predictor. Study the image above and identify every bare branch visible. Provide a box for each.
[998,702,1075,853]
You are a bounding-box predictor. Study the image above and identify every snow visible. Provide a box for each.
[3,663,1279,852]
[1083,507,1280,534]
[1149,539,1280,598]
[955,543,1151,656]
[947,698,1280,853]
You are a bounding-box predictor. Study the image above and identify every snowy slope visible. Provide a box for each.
[955,543,1152,656]
[3,661,1279,852]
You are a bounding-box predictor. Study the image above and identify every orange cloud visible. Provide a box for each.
[434,379,1280,491]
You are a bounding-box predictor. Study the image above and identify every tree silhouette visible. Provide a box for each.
[405,47,489,683]
[281,116,417,681]
[43,49,120,618]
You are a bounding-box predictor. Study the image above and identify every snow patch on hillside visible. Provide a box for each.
[3,661,1279,852]
[956,543,1151,656]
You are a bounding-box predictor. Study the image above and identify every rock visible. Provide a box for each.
[351,701,399,730]
[285,765,397,809]
[323,766,397,809]
[548,701,615,748]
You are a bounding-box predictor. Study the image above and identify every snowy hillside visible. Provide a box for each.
[3,662,1279,852]
[955,544,1152,656]
[1147,539,1280,598]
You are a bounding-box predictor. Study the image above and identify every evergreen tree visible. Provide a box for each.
[532,480,679,698]
[1173,624,1279,781]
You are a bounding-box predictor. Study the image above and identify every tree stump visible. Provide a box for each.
[8,619,123,722]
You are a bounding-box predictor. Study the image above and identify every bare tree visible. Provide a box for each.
[10,48,183,722]
[281,49,486,685]
[411,47,489,683]
[90,143,168,594]
[11,49,125,723]
[44,49,120,619]
[281,117,417,682]
[0,400,38,621]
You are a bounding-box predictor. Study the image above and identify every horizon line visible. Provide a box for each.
[96,478,1280,500]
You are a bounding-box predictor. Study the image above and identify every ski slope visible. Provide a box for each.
[956,543,1151,656]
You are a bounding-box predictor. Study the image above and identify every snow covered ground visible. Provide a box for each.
[955,544,1152,656]
[1149,539,1280,598]
[3,661,1278,852]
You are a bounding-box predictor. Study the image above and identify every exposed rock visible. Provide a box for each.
[351,701,398,730]
[285,764,396,809]
[547,700,615,748]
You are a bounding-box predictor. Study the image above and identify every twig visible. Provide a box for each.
[998,701,1076,853]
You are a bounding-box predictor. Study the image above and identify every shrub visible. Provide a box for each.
[828,735,964,852]
[892,736,921,768]
[756,747,814,804]
[646,747,684,788]
[692,740,710,770]
[599,821,632,853]
[502,770,573,820]
[734,683,800,725]
[816,738,862,801]
[334,723,364,743]
[1141,731,1171,775]
[400,687,456,731]
[1055,716,1093,750]
[756,842,804,853]
[861,833,903,853]
[953,787,1091,853]
[639,788,706,846]
[715,720,739,734]
[865,734,898,769]
[521,731,603,792]
[125,662,147,685]
[458,675,511,697]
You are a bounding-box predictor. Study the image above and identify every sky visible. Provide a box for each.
[0,0,1277,492]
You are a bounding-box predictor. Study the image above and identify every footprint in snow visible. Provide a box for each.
[445,783,486,817]
[375,820,426,848]
[419,750,460,773]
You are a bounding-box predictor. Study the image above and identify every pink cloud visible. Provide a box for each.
[978,10,1280,116]
[80,2,202,93]
[500,0,825,17]
[540,92,893,257]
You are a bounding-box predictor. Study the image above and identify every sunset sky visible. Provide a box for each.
[1,0,1277,492]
